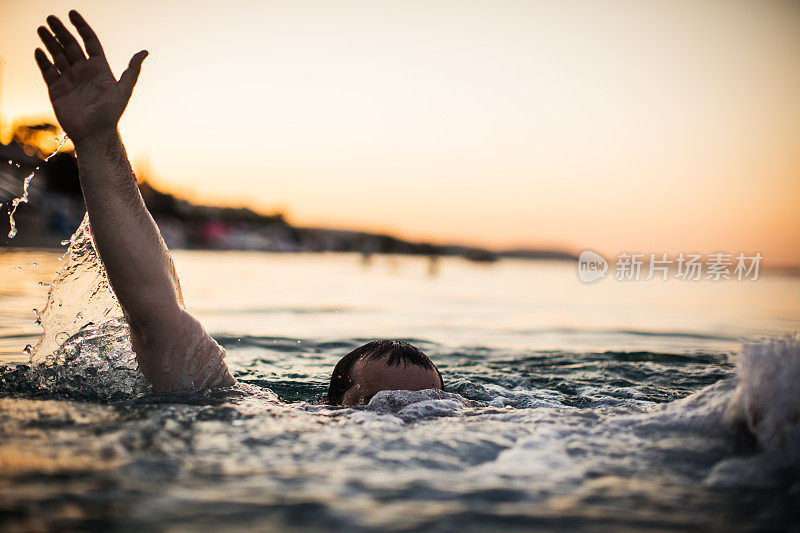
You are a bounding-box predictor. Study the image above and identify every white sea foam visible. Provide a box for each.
[703,335,800,488]
[462,338,800,493]
[366,388,470,421]
[727,335,800,460]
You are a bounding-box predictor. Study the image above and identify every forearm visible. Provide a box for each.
[74,128,182,329]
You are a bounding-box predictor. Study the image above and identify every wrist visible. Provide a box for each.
[73,128,121,153]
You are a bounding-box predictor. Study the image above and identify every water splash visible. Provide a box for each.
[725,335,800,462]
[29,213,124,364]
[7,133,70,238]
[27,317,149,400]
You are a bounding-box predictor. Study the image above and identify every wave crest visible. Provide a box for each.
[727,335,800,462]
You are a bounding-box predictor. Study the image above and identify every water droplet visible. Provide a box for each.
[38,281,51,287]
[61,240,70,246]
[64,344,79,360]
[7,133,69,239]
[23,344,33,354]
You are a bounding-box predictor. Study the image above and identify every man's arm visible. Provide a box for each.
[35,10,235,391]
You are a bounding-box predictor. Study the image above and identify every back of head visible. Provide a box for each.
[327,340,443,405]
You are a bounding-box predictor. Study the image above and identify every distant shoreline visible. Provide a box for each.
[1,139,578,263]
[0,244,579,263]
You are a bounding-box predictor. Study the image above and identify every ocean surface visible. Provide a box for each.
[1,236,799,531]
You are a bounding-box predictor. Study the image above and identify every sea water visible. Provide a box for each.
[1,230,799,531]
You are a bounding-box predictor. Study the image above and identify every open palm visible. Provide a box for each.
[35,10,147,144]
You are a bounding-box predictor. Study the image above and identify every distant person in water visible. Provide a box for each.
[33,10,444,405]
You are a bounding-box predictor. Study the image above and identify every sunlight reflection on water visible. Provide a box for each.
[2,250,799,364]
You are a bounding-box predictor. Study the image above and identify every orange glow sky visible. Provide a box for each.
[1,0,799,264]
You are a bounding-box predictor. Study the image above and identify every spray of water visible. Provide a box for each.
[30,213,124,364]
[7,133,70,238]
[3,132,139,394]
[19,209,148,399]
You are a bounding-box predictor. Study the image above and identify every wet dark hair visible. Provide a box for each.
[326,340,443,405]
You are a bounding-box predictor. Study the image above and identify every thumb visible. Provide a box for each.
[119,50,148,104]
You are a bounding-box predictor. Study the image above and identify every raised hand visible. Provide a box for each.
[35,10,147,145]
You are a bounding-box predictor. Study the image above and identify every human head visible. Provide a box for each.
[327,340,443,405]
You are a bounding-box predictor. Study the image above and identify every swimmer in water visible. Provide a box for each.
[33,10,444,405]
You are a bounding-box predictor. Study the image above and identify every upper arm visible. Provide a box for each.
[129,307,235,392]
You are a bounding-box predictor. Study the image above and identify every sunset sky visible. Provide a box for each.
[1,0,799,265]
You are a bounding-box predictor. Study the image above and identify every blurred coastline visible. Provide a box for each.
[0,123,576,264]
